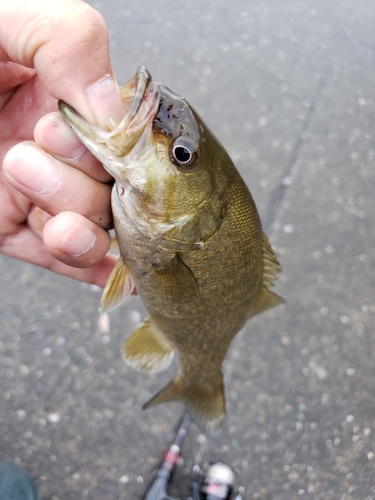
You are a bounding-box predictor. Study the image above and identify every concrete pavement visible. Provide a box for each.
[1,0,375,498]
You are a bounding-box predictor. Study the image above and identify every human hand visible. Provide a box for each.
[0,0,126,287]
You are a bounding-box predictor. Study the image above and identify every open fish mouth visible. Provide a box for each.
[58,66,160,171]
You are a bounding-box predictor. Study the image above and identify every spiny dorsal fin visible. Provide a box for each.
[250,232,285,318]
[122,317,175,373]
[99,257,134,312]
[143,372,225,434]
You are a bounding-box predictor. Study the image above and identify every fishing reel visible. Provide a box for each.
[144,414,244,500]
[188,460,244,500]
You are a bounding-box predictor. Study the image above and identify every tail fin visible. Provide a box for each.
[143,373,225,433]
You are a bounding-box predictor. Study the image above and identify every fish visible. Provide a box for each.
[58,66,284,432]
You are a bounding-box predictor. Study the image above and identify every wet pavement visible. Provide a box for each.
[1,0,375,498]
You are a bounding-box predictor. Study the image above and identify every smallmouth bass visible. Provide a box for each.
[59,67,284,432]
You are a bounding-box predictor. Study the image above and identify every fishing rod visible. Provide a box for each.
[143,413,244,500]
[144,413,191,500]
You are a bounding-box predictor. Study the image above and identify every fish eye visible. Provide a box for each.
[174,145,193,163]
[170,138,199,168]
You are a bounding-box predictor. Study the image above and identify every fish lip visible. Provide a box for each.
[58,100,105,145]
[120,66,152,128]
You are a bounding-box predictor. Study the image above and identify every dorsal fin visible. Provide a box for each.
[250,232,285,318]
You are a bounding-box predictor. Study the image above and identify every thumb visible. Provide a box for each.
[0,0,125,125]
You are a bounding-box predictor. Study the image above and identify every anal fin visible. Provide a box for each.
[99,257,134,312]
[143,372,225,434]
[122,317,175,373]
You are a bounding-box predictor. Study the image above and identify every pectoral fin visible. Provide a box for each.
[143,372,225,433]
[150,255,199,301]
[99,257,134,312]
[122,317,175,373]
[250,232,285,318]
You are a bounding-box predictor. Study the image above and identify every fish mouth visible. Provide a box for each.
[58,66,160,176]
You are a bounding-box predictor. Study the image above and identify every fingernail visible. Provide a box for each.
[35,114,86,160]
[60,221,96,257]
[85,75,126,127]
[4,142,62,193]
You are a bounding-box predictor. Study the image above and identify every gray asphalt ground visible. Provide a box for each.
[1,0,375,498]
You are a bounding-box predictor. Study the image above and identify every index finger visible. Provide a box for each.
[34,112,113,184]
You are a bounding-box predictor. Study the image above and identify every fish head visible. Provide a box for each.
[59,67,226,249]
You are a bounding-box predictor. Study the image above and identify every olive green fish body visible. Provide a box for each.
[111,146,267,431]
[114,166,262,369]
[58,66,283,432]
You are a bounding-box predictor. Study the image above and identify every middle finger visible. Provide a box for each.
[3,141,113,229]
